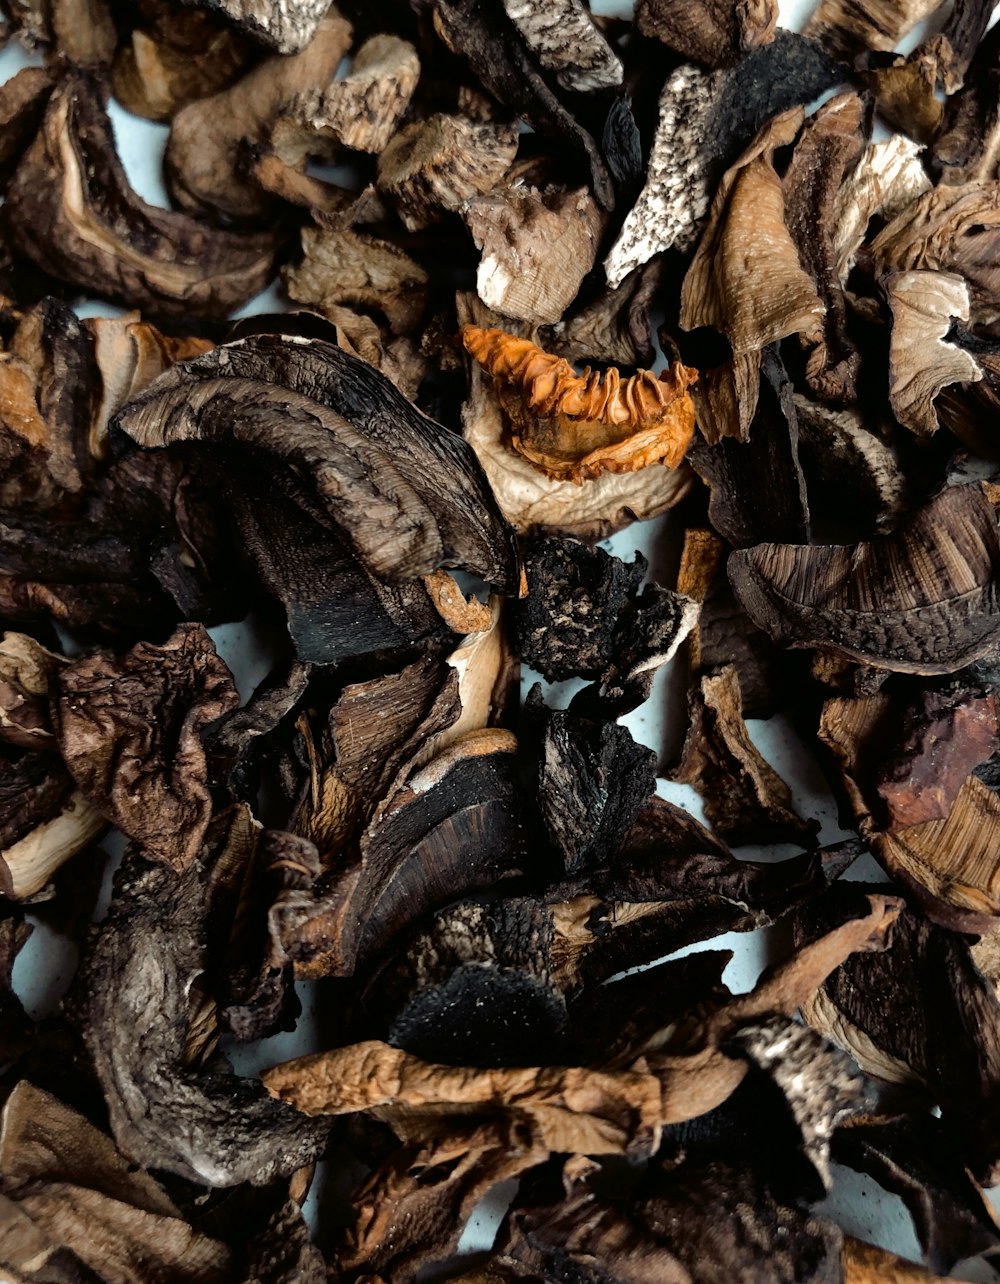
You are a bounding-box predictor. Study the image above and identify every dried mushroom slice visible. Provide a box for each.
[432,0,614,210]
[283,33,420,155]
[885,271,983,436]
[113,332,519,592]
[795,888,1000,1184]
[931,22,1000,186]
[857,46,943,144]
[782,92,866,405]
[55,624,239,872]
[0,633,63,750]
[832,133,931,282]
[605,31,843,285]
[674,664,819,846]
[164,13,352,225]
[842,1239,960,1283]
[111,3,257,123]
[376,114,519,233]
[545,258,662,369]
[729,485,1000,675]
[284,227,429,337]
[195,0,331,53]
[462,325,698,482]
[3,78,277,320]
[463,185,604,326]
[81,851,332,1187]
[832,1113,1000,1273]
[871,183,1000,325]
[0,1081,234,1283]
[502,0,623,92]
[0,66,53,188]
[802,0,941,59]
[635,0,777,66]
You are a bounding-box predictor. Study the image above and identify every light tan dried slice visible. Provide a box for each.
[4,79,277,321]
[501,0,623,91]
[843,1238,959,1282]
[0,1081,233,1283]
[872,182,1000,324]
[729,484,1000,675]
[0,632,63,749]
[111,3,255,123]
[674,664,817,846]
[376,114,519,232]
[286,33,419,154]
[0,790,103,901]
[832,134,931,281]
[463,185,604,326]
[197,0,331,53]
[803,0,941,58]
[462,325,697,482]
[635,0,778,66]
[885,270,983,436]
[681,108,823,357]
[164,12,353,224]
[284,225,429,336]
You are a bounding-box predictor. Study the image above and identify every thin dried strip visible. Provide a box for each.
[782,92,866,404]
[55,625,239,872]
[885,270,982,436]
[728,484,1000,675]
[3,79,277,320]
[502,0,623,91]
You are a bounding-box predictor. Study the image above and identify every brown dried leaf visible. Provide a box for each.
[55,624,239,871]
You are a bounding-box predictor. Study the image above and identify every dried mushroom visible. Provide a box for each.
[635,0,778,66]
[196,0,332,54]
[501,0,623,92]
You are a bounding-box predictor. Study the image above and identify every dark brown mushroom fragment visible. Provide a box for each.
[858,47,943,143]
[81,851,332,1187]
[0,633,62,750]
[802,0,940,59]
[0,66,53,188]
[0,1082,233,1282]
[544,258,662,368]
[164,12,352,225]
[463,184,604,325]
[502,0,623,92]
[833,1113,1000,1273]
[885,270,982,435]
[636,0,778,65]
[3,78,278,320]
[605,32,843,285]
[729,484,1000,675]
[114,331,519,592]
[675,664,818,846]
[688,346,810,546]
[931,22,1000,186]
[842,1238,959,1282]
[782,92,866,404]
[796,886,1000,1184]
[193,0,332,54]
[111,2,257,123]
[55,624,239,872]
[923,0,995,93]
[432,0,614,210]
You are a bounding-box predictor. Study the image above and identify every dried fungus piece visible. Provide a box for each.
[285,34,419,155]
[55,624,239,872]
[803,0,941,59]
[931,23,1000,186]
[0,66,53,188]
[729,484,1000,675]
[0,633,63,750]
[0,1081,233,1283]
[842,1238,960,1282]
[164,13,353,225]
[114,331,519,592]
[376,114,518,233]
[858,47,943,143]
[782,92,866,404]
[502,0,623,92]
[196,0,331,53]
[675,664,818,846]
[111,2,256,123]
[3,78,277,320]
[545,258,662,369]
[463,185,604,326]
[82,852,332,1187]
[635,0,778,67]
[432,0,614,209]
[832,133,931,281]
[886,271,983,435]
[462,325,697,482]
[604,32,843,285]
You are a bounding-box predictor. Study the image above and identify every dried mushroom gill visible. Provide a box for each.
[5,0,1000,1281]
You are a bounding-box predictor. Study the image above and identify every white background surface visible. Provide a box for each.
[3,0,1000,1273]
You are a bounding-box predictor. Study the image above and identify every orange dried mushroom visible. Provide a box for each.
[461,325,698,483]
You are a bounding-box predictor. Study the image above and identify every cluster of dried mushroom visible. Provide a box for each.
[6,0,1000,1279]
